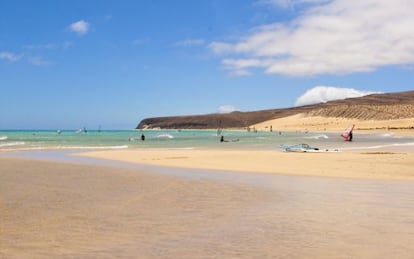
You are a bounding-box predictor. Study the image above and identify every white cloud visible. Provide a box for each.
[222,58,263,76]
[24,43,55,50]
[175,39,205,47]
[229,69,251,77]
[210,0,414,76]
[69,20,89,36]
[0,51,23,62]
[260,0,331,9]
[294,86,380,106]
[29,56,51,66]
[218,105,238,113]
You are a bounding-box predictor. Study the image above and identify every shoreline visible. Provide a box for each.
[2,124,414,181]
[2,125,414,181]
[76,147,414,181]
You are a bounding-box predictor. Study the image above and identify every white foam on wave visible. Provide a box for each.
[56,145,129,150]
[379,133,394,137]
[0,144,129,152]
[0,141,25,147]
[138,147,195,151]
[340,142,414,151]
[378,133,404,139]
[304,134,329,140]
[166,147,195,150]
[156,134,174,139]
[0,136,8,141]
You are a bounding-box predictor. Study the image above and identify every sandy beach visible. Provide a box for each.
[1,154,414,258]
[252,114,414,133]
[0,157,271,258]
[77,148,414,180]
[4,0,414,256]
[2,117,414,258]
[63,116,412,181]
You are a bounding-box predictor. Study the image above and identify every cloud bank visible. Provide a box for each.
[218,105,238,113]
[295,86,380,106]
[28,56,51,66]
[69,20,89,36]
[210,0,414,76]
[0,51,22,62]
[261,0,330,9]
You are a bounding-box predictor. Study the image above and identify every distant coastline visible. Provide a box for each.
[136,91,414,130]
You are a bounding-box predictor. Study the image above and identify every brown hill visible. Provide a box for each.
[136,91,414,129]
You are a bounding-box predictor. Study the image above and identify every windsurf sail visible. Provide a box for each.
[340,125,354,141]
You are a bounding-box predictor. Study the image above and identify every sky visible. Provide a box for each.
[1,0,414,129]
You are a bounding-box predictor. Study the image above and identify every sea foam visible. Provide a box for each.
[156,134,174,139]
[304,134,329,140]
[0,141,25,147]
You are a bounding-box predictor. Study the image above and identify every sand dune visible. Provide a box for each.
[252,113,414,133]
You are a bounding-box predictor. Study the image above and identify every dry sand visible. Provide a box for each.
[1,157,414,258]
[77,148,414,180]
[252,114,414,134]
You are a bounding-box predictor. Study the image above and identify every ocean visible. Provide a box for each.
[1,129,414,152]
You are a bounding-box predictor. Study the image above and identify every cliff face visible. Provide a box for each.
[137,111,291,129]
[137,108,315,129]
[136,91,414,129]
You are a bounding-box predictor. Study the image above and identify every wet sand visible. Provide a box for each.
[1,156,414,258]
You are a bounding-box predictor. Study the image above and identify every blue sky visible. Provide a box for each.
[1,0,414,129]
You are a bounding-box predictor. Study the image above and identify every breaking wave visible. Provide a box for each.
[0,141,25,147]
[0,144,128,151]
[340,142,414,151]
[156,134,174,139]
[304,134,329,140]
[54,145,129,150]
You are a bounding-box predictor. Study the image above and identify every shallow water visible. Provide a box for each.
[1,129,414,152]
[2,150,414,258]
[127,164,414,258]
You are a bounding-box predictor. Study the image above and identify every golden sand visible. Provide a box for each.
[77,148,414,180]
[1,156,414,258]
[252,114,414,134]
[2,116,414,257]
[76,115,414,181]
[0,157,270,258]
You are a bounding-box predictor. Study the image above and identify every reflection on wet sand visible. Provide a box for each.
[1,157,413,258]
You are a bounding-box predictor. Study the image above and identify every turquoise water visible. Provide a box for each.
[1,129,414,151]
